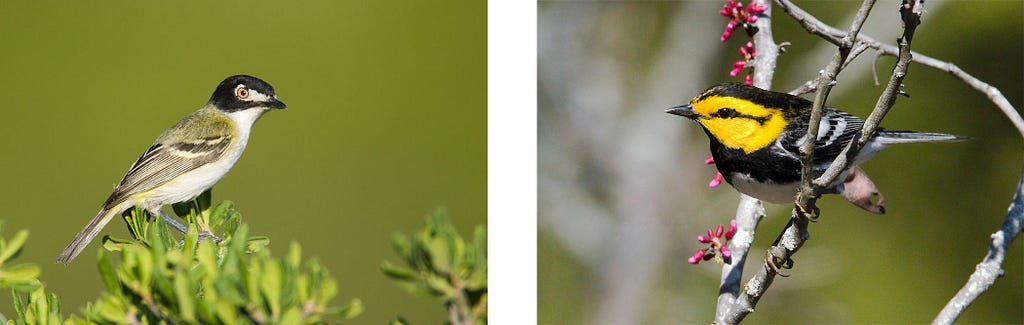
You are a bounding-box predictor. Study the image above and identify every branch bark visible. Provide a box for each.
[776,0,1024,140]
[714,0,776,321]
[933,170,1024,324]
[774,0,1024,321]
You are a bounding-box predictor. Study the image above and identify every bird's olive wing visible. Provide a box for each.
[102,135,231,210]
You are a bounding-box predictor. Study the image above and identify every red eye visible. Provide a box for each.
[236,87,249,99]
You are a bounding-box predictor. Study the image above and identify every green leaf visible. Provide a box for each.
[215,299,238,324]
[472,226,486,264]
[287,242,301,269]
[210,200,235,232]
[183,224,199,260]
[97,250,119,294]
[174,271,196,322]
[428,236,452,273]
[396,281,438,297]
[260,260,283,318]
[46,293,60,317]
[0,264,41,284]
[317,277,338,306]
[100,236,134,252]
[425,274,456,297]
[335,298,364,319]
[280,307,302,324]
[246,236,270,253]
[196,188,212,215]
[11,289,25,321]
[379,261,417,281]
[464,269,487,291]
[0,230,28,262]
[389,316,409,325]
[449,231,466,271]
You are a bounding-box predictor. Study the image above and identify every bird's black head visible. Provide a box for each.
[208,75,287,112]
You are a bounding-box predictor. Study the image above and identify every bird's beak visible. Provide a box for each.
[666,104,697,119]
[268,97,287,110]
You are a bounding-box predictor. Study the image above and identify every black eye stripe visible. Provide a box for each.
[710,107,771,124]
[712,107,740,118]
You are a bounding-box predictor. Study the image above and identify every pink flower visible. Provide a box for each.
[728,42,756,84]
[688,249,707,264]
[705,156,725,188]
[719,0,767,42]
[688,220,740,265]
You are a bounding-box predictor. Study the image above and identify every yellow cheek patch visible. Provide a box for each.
[693,96,788,153]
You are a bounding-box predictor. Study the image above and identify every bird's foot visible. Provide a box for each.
[764,249,794,277]
[158,211,222,244]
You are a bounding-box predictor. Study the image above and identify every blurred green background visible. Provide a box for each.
[540,0,1022,323]
[0,1,485,323]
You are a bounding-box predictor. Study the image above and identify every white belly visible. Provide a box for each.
[726,173,799,203]
[141,137,249,209]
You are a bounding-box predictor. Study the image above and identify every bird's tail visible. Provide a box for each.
[56,207,120,265]
[874,130,968,145]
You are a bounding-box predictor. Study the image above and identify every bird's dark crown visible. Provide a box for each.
[693,83,812,119]
[208,75,283,112]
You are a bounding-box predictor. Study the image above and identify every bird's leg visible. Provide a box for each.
[158,211,222,243]
[764,249,794,277]
[157,210,190,234]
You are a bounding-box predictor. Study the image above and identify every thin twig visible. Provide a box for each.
[777,0,1024,321]
[714,195,765,323]
[932,169,1024,324]
[776,0,1024,140]
[798,0,877,209]
[788,42,871,96]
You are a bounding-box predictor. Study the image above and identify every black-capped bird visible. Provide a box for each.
[57,75,286,265]
[667,83,965,213]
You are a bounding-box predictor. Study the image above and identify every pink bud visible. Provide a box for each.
[707,228,715,240]
[744,74,752,85]
[697,235,711,243]
[688,249,706,264]
[716,224,724,238]
[725,220,738,239]
[747,2,768,14]
[709,172,724,188]
[705,156,715,165]
[729,65,745,76]
[721,246,732,259]
[746,15,759,23]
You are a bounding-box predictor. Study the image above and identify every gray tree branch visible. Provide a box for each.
[714,0,776,321]
[776,0,1024,140]
[771,0,1024,322]
[933,170,1024,324]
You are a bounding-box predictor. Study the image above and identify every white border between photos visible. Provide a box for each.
[488,0,537,323]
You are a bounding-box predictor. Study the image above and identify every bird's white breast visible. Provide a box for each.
[726,173,799,203]
[141,108,266,206]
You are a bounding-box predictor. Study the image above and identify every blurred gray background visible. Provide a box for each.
[539,1,1023,323]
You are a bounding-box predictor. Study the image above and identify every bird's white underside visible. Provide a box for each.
[133,107,267,211]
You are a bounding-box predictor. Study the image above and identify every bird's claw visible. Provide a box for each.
[795,202,820,222]
[764,249,794,277]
